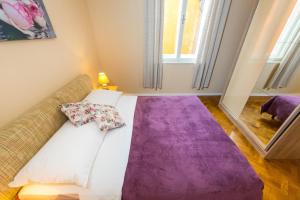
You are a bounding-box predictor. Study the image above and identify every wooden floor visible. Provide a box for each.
[240,96,282,145]
[199,96,300,200]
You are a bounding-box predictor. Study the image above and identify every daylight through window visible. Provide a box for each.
[163,0,202,62]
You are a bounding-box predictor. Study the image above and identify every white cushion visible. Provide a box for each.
[9,121,105,188]
[84,90,122,106]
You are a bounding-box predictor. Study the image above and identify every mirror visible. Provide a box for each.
[239,68,300,146]
[239,0,300,146]
[220,0,300,155]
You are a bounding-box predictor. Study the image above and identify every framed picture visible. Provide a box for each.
[0,0,56,41]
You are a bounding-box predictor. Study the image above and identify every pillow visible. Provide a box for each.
[9,121,105,188]
[92,104,125,132]
[84,90,123,106]
[60,101,94,127]
[60,90,122,126]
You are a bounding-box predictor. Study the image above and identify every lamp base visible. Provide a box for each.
[100,84,109,89]
[97,85,118,91]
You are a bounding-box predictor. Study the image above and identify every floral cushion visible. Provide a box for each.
[61,102,125,132]
[60,101,94,127]
[92,104,125,132]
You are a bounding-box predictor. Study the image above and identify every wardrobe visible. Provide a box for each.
[219,0,300,159]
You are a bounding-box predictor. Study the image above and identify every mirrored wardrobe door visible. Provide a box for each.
[240,0,300,150]
[219,0,300,158]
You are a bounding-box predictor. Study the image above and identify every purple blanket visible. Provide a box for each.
[261,96,300,122]
[122,96,263,200]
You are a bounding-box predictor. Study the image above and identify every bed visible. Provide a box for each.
[261,95,300,122]
[0,75,263,200]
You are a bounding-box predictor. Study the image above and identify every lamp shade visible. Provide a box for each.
[98,72,110,86]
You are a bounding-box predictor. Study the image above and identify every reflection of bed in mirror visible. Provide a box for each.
[240,95,300,145]
[240,96,282,145]
[261,95,300,122]
[242,47,300,145]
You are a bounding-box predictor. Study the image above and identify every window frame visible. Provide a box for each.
[163,0,202,63]
[268,0,300,63]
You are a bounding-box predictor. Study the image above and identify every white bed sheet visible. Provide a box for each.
[18,95,138,200]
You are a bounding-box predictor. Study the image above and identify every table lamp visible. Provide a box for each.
[98,72,110,88]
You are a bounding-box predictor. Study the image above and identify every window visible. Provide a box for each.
[269,0,300,63]
[163,0,202,63]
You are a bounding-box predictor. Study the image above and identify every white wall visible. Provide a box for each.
[0,0,262,126]
[86,0,259,94]
[221,0,296,118]
[0,0,100,127]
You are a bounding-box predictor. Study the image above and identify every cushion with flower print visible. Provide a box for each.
[91,104,125,132]
[60,101,95,127]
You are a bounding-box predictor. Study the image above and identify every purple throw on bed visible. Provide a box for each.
[122,96,263,200]
[261,96,300,122]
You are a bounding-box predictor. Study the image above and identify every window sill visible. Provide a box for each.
[163,58,195,64]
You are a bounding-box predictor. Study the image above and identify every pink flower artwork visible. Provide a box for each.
[0,0,55,41]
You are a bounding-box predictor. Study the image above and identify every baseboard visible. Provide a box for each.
[198,93,222,96]
[250,92,300,96]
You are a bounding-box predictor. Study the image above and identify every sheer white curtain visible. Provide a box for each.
[144,0,164,89]
[266,41,300,89]
[193,0,231,90]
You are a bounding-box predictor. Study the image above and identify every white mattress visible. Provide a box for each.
[18,95,138,200]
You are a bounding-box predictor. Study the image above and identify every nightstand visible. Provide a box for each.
[97,85,118,91]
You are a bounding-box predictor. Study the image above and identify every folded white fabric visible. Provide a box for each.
[84,90,123,106]
[9,121,105,188]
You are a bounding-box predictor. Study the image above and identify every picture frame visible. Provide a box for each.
[0,0,56,41]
